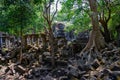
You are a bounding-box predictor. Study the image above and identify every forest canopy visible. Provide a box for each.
[0,0,119,37]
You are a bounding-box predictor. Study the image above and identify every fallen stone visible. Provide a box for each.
[55,60,68,67]
[80,76,86,80]
[14,65,26,75]
[59,76,69,80]
[68,65,79,78]
[91,59,100,70]
[26,74,34,79]
[111,65,120,71]
[51,68,67,78]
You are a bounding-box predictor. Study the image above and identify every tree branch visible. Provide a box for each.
[43,14,51,30]
[104,0,111,23]
[43,0,51,26]
[48,0,52,21]
[51,0,59,22]
[102,10,105,21]
[106,6,111,23]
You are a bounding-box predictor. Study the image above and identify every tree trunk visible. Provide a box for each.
[43,0,59,68]
[81,0,106,54]
[99,20,111,42]
[103,24,111,42]
[48,22,55,67]
[20,25,23,63]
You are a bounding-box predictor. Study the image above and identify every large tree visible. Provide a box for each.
[1,0,37,62]
[80,0,106,54]
[98,0,112,42]
[41,0,59,67]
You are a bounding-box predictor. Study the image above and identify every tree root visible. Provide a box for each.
[80,30,106,64]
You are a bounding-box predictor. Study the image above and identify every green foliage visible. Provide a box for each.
[56,0,90,33]
[0,0,120,39]
[0,0,45,35]
[108,0,120,39]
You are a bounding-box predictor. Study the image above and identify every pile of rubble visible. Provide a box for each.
[0,43,120,80]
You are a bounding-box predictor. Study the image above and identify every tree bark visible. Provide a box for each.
[99,19,111,42]
[48,22,55,67]
[103,24,111,42]
[98,0,111,43]
[81,0,106,54]
[42,0,59,68]
[20,25,23,63]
